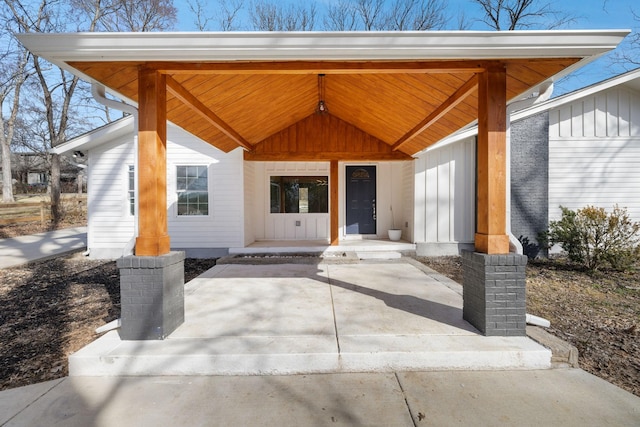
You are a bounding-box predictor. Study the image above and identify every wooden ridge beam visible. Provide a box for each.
[392,74,478,151]
[150,60,488,75]
[165,75,254,151]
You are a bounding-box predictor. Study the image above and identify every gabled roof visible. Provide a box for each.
[22,30,629,157]
[52,116,134,155]
[510,67,640,120]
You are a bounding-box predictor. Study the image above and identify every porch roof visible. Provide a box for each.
[19,30,629,157]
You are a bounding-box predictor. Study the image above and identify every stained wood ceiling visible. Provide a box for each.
[70,58,580,156]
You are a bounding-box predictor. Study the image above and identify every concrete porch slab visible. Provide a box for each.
[69,260,551,376]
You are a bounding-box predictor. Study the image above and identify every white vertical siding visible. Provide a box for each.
[413,138,476,245]
[243,161,256,246]
[401,160,414,241]
[549,86,640,224]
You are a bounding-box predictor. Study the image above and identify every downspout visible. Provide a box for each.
[91,83,139,257]
[505,82,554,255]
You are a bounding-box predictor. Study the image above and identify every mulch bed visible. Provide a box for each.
[0,253,216,390]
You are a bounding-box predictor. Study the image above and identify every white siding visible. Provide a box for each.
[548,86,640,224]
[243,161,256,246]
[401,160,415,241]
[87,135,136,255]
[413,138,476,245]
[166,129,244,249]
[87,124,244,258]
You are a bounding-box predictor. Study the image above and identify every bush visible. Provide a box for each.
[548,205,640,271]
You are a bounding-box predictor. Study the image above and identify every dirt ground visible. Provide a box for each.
[1,220,638,397]
[417,256,640,397]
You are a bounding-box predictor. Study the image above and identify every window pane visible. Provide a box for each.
[269,176,328,213]
[177,165,209,216]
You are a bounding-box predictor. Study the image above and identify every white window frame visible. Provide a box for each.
[175,164,211,217]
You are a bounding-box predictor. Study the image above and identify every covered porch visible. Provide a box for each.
[19,30,628,343]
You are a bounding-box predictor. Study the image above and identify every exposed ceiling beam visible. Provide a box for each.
[150,60,489,75]
[392,74,479,151]
[165,75,254,151]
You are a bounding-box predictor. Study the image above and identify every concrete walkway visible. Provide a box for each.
[1,369,638,426]
[0,227,87,268]
[68,260,551,376]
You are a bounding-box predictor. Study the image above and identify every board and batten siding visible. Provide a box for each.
[548,86,640,224]
[413,138,476,256]
[87,124,244,258]
[250,161,331,241]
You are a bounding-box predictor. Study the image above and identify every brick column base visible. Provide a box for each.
[462,251,527,336]
[116,251,185,340]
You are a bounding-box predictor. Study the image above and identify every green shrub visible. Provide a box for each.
[548,205,640,271]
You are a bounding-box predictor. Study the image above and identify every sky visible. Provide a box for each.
[174,0,640,97]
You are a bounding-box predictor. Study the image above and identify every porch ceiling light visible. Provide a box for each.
[315,74,328,115]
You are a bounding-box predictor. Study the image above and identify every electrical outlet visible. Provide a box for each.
[295,220,301,226]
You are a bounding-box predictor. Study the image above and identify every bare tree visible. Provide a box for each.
[385,0,449,30]
[354,0,386,30]
[471,0,574,30]
[324,0,449,31]
[610,7,640,68]
[324,0,357,31]
[188,0,244,31]
[0,12,33,202]
[97,0,177,31]
[249,0,315,31]
[5,0,176,224]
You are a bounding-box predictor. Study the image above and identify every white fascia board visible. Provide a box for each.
[51,116,134,155]
[18,30,629,63]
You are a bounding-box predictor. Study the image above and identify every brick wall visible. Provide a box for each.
[510,112,549,258]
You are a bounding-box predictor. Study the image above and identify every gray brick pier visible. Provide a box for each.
[462,251,527,336]
[117,251,185,340]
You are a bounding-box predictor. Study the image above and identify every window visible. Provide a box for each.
[270,176,328,213]
[128,165,135,216]
[177,165,209,216]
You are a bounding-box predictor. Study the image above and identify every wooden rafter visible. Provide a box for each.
[392,74,478,151]
[165,75,254,151]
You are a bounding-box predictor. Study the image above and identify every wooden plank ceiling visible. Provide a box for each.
[70,58,580,157]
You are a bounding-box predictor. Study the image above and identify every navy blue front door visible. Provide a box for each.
[346,166,376,235]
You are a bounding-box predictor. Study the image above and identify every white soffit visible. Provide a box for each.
[19,30,630,62]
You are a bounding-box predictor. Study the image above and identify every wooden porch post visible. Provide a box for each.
[135,67,170,256]
[330,160,339,245]
[475,64,510,254]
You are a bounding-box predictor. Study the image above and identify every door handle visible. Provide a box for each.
[372,199,376,221]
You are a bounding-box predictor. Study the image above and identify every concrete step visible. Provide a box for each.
[69,331,551,376]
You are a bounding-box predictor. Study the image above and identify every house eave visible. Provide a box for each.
[51,116,134,155]
[18,30,630,63]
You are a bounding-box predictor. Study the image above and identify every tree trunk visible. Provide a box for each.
[50,153,61,226]
[1,140,15,203]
